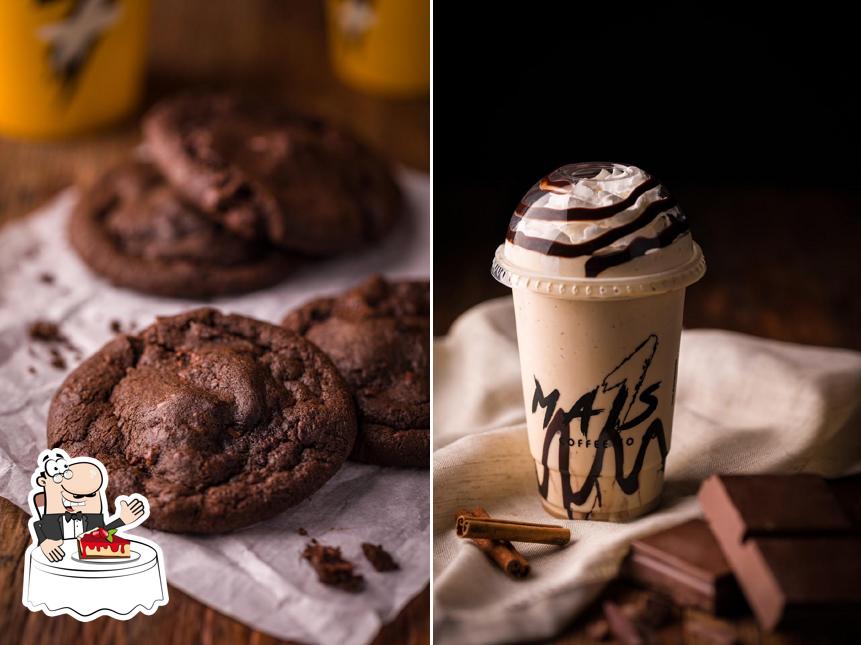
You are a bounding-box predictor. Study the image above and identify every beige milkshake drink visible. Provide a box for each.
[491,162,705,521]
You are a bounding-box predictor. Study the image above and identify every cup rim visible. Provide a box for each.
[491,242,706,300]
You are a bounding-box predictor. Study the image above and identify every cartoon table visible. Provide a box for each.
[24,538,166,619]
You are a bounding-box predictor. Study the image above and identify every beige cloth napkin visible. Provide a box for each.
[433,297,861,645]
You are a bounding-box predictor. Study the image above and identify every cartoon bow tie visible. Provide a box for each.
[63,511,83,521]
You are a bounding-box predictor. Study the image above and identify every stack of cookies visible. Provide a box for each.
[51,95,427,535]
[69,94,401,299]
[47,275,428,534]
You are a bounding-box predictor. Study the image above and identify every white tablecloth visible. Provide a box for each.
[24,539,167,620]
[433,297,861,645]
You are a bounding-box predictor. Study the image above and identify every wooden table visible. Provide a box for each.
[0,1,429,644]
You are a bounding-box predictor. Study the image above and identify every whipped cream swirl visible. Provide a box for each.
[506,163,690,277]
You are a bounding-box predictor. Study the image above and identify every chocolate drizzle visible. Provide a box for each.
[585,217,691,278]
[508,196,679,259]
[532,334,668,518]
[515,176,660,221]
[506,163,691,275]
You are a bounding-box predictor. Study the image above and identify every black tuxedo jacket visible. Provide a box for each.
[33,513,124,544]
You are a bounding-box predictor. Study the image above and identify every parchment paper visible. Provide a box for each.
[0,169,429,645]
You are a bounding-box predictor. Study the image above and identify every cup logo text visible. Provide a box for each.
[532,334,669,518]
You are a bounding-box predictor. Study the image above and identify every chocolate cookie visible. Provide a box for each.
[282,276,429,467]
[143,94,401,256]
[47,308,357,533]
[69,160,298,299]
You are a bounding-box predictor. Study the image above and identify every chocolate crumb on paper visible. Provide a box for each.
[28,319,79,370]
[362,543,399,572]
[297,527,308,536]
[109,319,123,334]
[302,540,364,592]
[28,320,65,343]
[48,348,66,370]
[38,272,55,285]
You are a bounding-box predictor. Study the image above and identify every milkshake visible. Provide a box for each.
[491,162,705,521]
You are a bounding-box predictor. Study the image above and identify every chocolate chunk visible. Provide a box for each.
[639,592,675,629]
[302,540,364,592]
[699,474,861,630]
[709,474,852,543]
[362,543,399,572]
[28,320,65,343]
[602,601,645,645]
[48,348,66,370]
[28,319,80,366]
[624,519,743,614]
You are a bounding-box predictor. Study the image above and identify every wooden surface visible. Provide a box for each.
[0,1,429,644]
[0,0,429,223]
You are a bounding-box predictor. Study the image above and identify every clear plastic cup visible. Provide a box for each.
[492,162,706,521]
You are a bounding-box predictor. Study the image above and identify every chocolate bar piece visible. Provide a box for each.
[624,519,743,614]
[699,474,861,630]
[602,601,645,645]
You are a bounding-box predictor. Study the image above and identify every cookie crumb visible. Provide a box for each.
[28,320,65,343]
[362,543,400,572]
[38,272,55,285]
[49,348,66,370]
[109,319,123,334]
[298,527,308,536]
[302,540,364,592]
[28,366,37,375]
[28,319,80,363]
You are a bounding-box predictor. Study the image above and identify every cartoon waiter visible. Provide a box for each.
[31,449,146,562]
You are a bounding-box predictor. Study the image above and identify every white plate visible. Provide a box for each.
[71,549,141,564]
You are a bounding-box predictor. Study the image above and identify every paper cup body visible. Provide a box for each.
[0,0,149,140]
[511,286,686,520]
[325,0,429,96]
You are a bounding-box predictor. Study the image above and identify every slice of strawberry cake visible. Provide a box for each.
[77,527,131,559]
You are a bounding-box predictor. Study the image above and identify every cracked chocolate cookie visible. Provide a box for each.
[47,308,357,533]
[282,276,429,467]
[143,93,401,256]
[69,160,297,299]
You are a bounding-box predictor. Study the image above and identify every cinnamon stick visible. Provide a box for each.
[456,514,571,546]
[455,507,530,578]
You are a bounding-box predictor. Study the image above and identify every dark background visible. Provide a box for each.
[434,7,861,349]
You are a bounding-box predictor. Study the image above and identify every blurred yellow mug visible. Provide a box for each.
[326,0,429,97]
[0,0,149,140]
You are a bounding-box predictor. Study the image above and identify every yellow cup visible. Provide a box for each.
[0,0,149,140]
[326,0,429,97]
